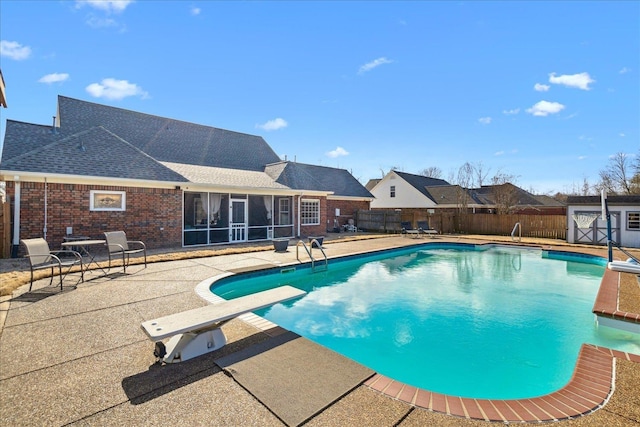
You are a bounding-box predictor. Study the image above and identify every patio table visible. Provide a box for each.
[61,239,107,274]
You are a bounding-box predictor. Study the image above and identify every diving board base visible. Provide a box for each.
[161,329,227,363]
[141,285,307,363]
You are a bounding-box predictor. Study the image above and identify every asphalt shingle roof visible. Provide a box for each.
[1,96,373,198]
[266,162,374,198]
[2,126,187,181]
[57,96,281,171]
[163,162,290,190]
[394,171,450,202]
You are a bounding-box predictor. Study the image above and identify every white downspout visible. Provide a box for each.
[13,180,20,247]
[43,177,48,240]
[297,193,303,237]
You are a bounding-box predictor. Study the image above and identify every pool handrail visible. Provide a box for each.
[296,239,328,272]
[511,222,521,242]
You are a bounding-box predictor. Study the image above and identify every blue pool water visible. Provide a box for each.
[211,244,640,399]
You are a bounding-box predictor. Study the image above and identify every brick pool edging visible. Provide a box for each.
[365,344,640,422]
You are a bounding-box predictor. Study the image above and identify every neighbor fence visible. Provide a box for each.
[355,210,567,240]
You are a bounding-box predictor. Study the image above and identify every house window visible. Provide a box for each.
[279,198,290,225]
[301,199,320,225]
[627,212,640,230]
[390,185,396,198]
[90,190,126,211]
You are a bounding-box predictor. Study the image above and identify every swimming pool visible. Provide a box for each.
[210,243,640,399]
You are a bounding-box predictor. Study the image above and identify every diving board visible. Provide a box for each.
[608,260,640,275]
[142,285,306,363]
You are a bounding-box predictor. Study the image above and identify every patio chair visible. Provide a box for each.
[400,221,420,238]
[104,231,147,273]
[21,238,84,291]
[417,221,438,238]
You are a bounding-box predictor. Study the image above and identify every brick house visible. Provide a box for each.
[0,96,372,253]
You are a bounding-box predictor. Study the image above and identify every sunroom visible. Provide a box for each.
[183,192,295,246]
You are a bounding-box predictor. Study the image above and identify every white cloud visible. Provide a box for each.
[85,78,148,100]
[620,133,626,137]
[548,72,595,90]
[326,147,349,158]
[577,156,587,160]
[190,6,201,15]
[494,151,505,156]
[526,100,565,117]
[619,67,630,74]
[478,117,492,125]
[38,73,70,84]
[76,0,133,13]
[358,57,393,75]
[256,118,288,131]
[534,83,550,92]
[502,108,520,115]
[0,40,32,60]
[86,16,118,28]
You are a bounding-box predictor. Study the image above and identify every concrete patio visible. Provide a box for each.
[1,235,639,426]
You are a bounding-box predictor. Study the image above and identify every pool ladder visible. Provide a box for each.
[296,239,328,272]
[511,222,521,242]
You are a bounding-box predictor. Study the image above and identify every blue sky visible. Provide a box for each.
[1,1,638,194]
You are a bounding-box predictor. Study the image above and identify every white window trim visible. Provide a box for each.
[90,190,126,211]
[301,198,320,225]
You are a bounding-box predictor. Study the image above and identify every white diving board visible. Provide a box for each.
[141,285,306,363]
[608,260,640,275]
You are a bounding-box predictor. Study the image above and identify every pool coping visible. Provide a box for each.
[202,242,640,423]
[364,345,640,422]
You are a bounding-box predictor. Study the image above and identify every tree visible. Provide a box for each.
[597,152,638,194]
[420,166,443,179]
[455,162,474,214]
[472,161,491,188]
[490,172,519,214]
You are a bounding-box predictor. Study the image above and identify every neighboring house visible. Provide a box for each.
[471,184,566,215]
[370,170,450,209]
[364,178,381,191]
[566,195,640,248]
[0,95,373,251]
[369,170,564,214]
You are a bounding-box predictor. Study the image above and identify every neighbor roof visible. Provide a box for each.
[393,171,450,202]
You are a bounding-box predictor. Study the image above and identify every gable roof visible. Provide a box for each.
[393,171,450,202]
[425,185,477,206]
[265,162,374,198]
[2,125,187,182]
[56,96,281,171]
[1,95,372,199]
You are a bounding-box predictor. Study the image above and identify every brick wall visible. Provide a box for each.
[327,199,370,230]
[6,182,182,250]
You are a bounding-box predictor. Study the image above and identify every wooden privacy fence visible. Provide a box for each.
[355,210,567,240]
[0,200,10,258]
